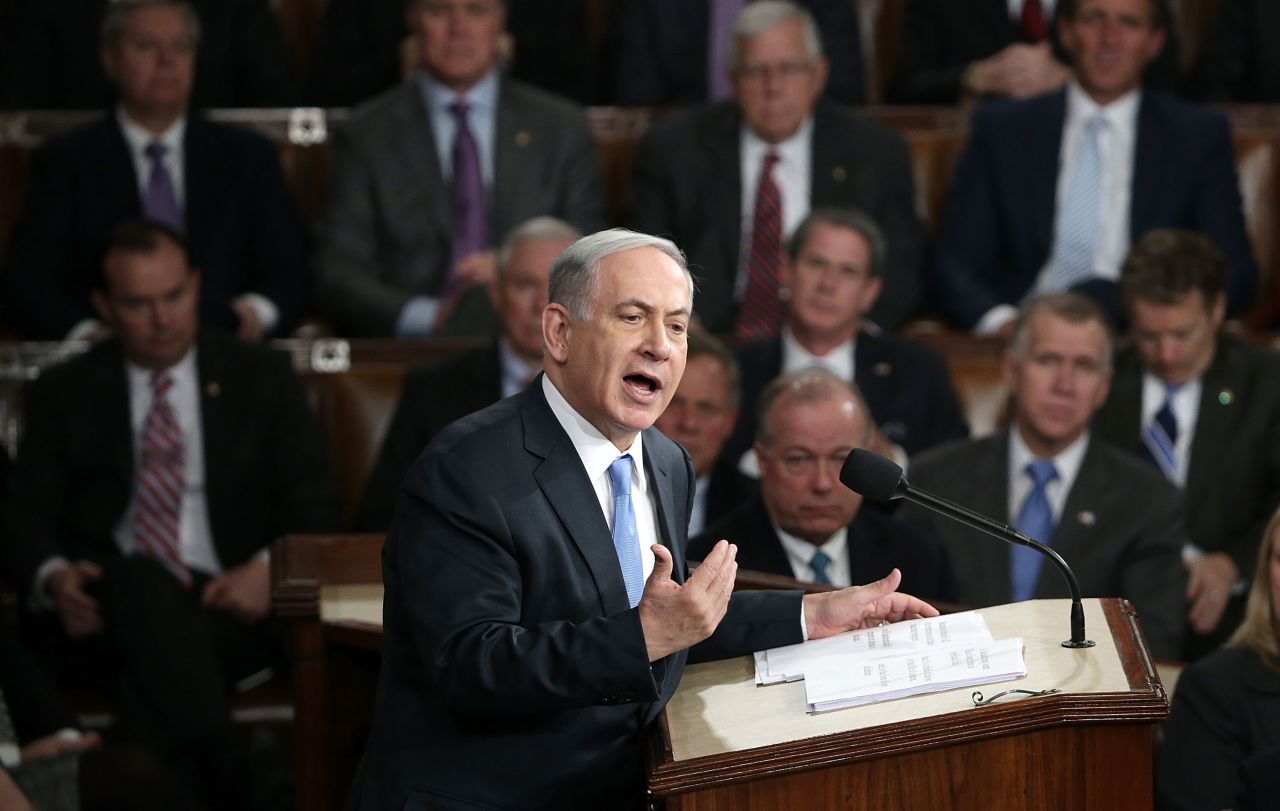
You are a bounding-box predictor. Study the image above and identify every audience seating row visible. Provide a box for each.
[1,103,1278,326]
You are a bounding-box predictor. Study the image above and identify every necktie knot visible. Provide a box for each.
[608,454,633,494]
[762,150,780,174]
[449,100,471,122]
[1026,459,1058,489]
[151,371,175,398]
[145,141,168,162]
[809,548,833,585]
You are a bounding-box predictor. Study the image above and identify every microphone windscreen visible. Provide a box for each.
[840,448,906,501]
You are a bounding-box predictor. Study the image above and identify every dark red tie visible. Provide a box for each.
[1018,0,1049,43]
[134,372,191,586]
[737,151,784,339]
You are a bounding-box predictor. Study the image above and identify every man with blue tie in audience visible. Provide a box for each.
[1093,229,1280,659]
[1,0,307,343]
[347,228,938,809]
[931,0,1257,335]
[903,293,1186,659]
[689,368,956,602]
[313,0,605,338]
[0,220,338,809]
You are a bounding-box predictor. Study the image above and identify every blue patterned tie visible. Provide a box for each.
[1141,385,1180,482]
[809,549,834,585]
[1045,116,1106,291]
[608,455,645,608]
[1012,459,1058,602]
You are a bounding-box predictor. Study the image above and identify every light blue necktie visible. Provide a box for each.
[1046,115,1106,291]
[809,549,834,585]
[1141,385,1180,482]
[608,455,645,608]
[1012,459,1058,602]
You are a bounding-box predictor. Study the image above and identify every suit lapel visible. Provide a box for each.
[810,102,858,205]
[1130,94,1164,237]
[1029,93,1067,258]
[1185,340,1236,512]
[195,335,232,549]
[971,433,1014,601]
[642,432,687,581]
[1048,440,1107,594]
[493,81,537,235]
[705,106,743,273]
[97,343,135,490]
[522,383,633,615]
[398,83,451,244]
[182,118,217,250]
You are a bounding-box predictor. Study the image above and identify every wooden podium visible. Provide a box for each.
[647,598,1169,810]
[272,535,1169,811]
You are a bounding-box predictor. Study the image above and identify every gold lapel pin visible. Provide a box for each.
[872,362,892,377]
[515,131,531,147]
[206,381,221,398]
[832,166,847,182]
[1077,510,1096,527]
[1218,389,1233,406]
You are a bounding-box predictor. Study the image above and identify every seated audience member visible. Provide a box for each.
[305,0,601,107]
[653,333,758,537]
[724,208,967,474]
[889,0,1181,104]
[313,0,605,338]
[608,0,865,106]
[628,0,921,335]
[356,217,579,530]
[930,0,1257,334]
[1191,0,1280,103]
[690,368,955,601]
[1093,230,1280,658]
[0,221,338,807]
[1156,506,1280,811]
[0,0,294,110]
[1,0,307,342]
[904,293,1186,658]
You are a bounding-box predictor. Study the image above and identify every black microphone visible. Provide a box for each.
[840,449,1093,649]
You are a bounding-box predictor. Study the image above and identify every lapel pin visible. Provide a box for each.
[872,361,892,377]
[1077,510,1096,527]
[1218,389,1232,406]
[206,381,220,398]
[515,131,531,147]
[832,166,847,182]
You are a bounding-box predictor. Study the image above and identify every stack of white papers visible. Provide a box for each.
[752,611,1027,713]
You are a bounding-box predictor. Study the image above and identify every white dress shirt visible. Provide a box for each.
[777,525,852,588]
[118,110,187,210]
[1006,0,1057,17]
[542,377,658,583]
[780,327,855,380]
[1007,427,1089,527]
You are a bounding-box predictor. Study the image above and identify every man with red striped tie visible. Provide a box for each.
[1,219,338,809]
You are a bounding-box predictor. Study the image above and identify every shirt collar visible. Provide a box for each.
[1065,79,1141,131]
[116,108,186,157]
[1009,423,1089,488]
[742,113,814,164]
[124,345,198,390]
[498,338,539,396]
[418,68,500,116]
[776,522,847,572]
[780,325,855,378]
[541,375,649,494]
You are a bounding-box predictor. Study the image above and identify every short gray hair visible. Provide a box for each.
[787,207,888,278]
[496,216,581,280]
[101,0,201,47]
[756,367,871,449]
[727,1,823,71]
[548,228,694,321]
[1008,293,1114,370]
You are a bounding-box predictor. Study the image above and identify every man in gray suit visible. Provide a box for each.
[314,0,605,337]
[903,293,1186,659]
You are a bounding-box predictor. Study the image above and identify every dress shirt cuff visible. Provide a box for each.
[65,319,102,342]
[236,293,280,334]
[0,743,19,769]
[974,305,1018,336]
[799,602,808,642]
[30,556,71,612]
[395,296,442,338]
[1182,543,1247,597]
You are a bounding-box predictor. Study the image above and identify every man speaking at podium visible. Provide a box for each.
[348,229,937,810]
[904,293,1185,659]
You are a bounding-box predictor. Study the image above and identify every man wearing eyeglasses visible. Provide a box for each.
[629,0,922,336]
[689,367,956,601]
